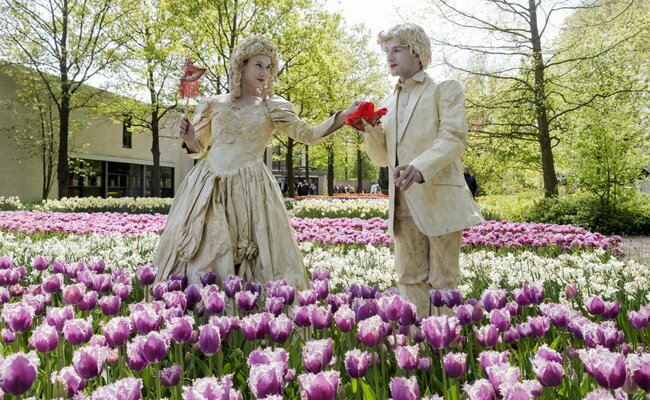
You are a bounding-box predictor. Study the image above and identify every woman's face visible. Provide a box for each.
[241,54,273,94]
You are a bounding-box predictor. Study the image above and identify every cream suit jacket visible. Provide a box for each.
[363,72,484,237]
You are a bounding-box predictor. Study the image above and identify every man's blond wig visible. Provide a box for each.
[229,35,278,98]
[377,23,431,70]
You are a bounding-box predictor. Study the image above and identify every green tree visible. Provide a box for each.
[0,0,129,198]
[555,1,649,207]
[429,0,639,197]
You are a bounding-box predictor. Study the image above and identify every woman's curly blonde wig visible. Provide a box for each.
[229,35,279,99]
[377,23,431,70]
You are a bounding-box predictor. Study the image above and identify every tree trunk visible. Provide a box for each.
[286,137,295,197]
[149,67,161,197]
[529,0,558,197]
[305,145,310,187]
[327,143,334,196]
[57,99,70,199]
[356,145,363,193]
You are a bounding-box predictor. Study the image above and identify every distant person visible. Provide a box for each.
[463,166,478,199]
[370,182,381,194]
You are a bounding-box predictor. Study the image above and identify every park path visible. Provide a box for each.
[618,236,650,266]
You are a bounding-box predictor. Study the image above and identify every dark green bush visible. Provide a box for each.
[522,195,650,235]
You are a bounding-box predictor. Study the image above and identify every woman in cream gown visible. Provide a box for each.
[154,36,357,290]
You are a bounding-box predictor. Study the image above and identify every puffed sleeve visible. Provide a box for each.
[267,96,338,145]
[410,80,468,182]
[185,98,214,160]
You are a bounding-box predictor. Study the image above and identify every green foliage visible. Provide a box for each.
[477,192,543,221]
[521,194,650,235]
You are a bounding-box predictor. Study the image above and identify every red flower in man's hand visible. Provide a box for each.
[345,102,387,131]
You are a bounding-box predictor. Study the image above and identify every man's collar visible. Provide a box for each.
[394,70,426,92]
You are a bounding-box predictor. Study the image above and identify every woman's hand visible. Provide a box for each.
[179,115,199,153]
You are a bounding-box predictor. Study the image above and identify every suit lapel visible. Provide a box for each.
[397,79,431,144]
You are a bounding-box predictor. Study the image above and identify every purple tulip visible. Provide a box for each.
[578,346,626,389]
[136,264,157,285]
[98,295,121,316]
[418,357,432,372]
[77,290,98,312]
[303,338,334,373]
[522,282,544,305]
[399,301,417,326]
[356,315,388,347]
[626,353,650,391]
[490,309,511,332]
[505,301,519,317]
[478,350,510,376]
[223,275,243,298]
[90,273,112,292]
[1,302,35,333]
[0,351,39,395]
[166,316,194,344]
[241,312,271,341]
[0,287,9,304]
[388,334,407,349]
[89,377,142,400]
[139,331,169,364]
[464,378,495,400]
[444,352,467,379]
[248,347,289,374]
[602,301,620,320]
[46,305,75,332]
[63,283,86,305]
[528,316,551,338]
[31,323,58,353]
[102,317,132,348]
[202,288,225,315]
[42,273,63,293]
[456,304,475,326]
[311,268,330,281]
[378,294,403,323]
[268,314,293,344]
[421,315,460,350]
[293,305,312,328]
[334,305,356,332]
[184,284,202,308]
[51,366,85,397]
[200,271,217,286]
[268,281,295,305]
[345,349,371,378]
[183,375,241,400]
[311,279,329,300]
[210,315,239,341]
[160,364,182,387]
[516,322,534,338]
[564,283,578,299]
[627,309,650,330]
[31,256,49,271]
[443,289,463,308]
[512,288,529,306]
[430,289,445,307]
[163,291,187,311]
[126,337,148,371]
[112,282,132,300]
[248,362,284,399]
[152,282,168,300]
[299,289,318,306]
[390,376,419,400]
[310,305,333,330]
[73,345,110,380]
[327,293,350,313]
[63,317,94,346]
[532,358,564,387]
[395,345,419,371]
[474,324,500,347]
[235,290,258,313]
[198,323,221,356]
[266,296,285,316]
[486,364,521,397]
[130,303,163,334]
[244,281,262,294]
[298,371,340,400]
[585,296,605,315]
[352,297,378,321]
[480,289,507,312]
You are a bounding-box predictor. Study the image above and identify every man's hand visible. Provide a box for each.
[394,164,423,191]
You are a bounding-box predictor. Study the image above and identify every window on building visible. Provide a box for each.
[66,159,104,197]
[122,115,132,148]
[145,166,174,198]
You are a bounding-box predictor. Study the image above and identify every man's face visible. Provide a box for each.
[383,38,420,81]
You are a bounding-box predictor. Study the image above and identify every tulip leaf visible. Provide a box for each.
[361,379,376,400]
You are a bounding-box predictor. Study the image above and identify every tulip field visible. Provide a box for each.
[0,196,648,399]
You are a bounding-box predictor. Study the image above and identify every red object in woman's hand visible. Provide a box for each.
[345,102,388,131]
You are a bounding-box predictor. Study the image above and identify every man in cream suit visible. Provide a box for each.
[361,23,483,316]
